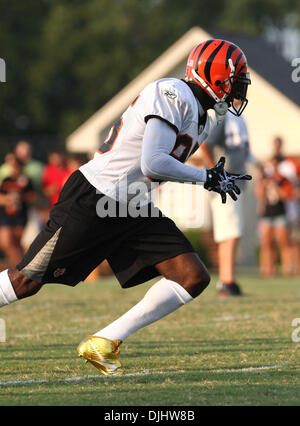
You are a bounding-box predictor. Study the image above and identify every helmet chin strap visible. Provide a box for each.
[190,68,228,124]
[191,69,220,102]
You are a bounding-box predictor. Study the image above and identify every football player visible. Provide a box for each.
[0,39,251,375]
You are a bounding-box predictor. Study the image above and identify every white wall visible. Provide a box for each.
[243,70,300,160]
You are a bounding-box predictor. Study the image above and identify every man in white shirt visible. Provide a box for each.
[199,100,254,296]
[0,39,251,375]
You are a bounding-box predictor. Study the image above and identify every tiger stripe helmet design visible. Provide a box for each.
[185,39,251,116]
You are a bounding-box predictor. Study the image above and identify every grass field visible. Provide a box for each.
[0,272,299,406]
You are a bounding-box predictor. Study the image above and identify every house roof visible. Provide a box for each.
[212,31,300,107]
[67,26,300,153]
[66,27,211,151]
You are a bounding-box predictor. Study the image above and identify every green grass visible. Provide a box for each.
[0,273,299,406]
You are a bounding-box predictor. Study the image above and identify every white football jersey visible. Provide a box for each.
[80,78,216,203]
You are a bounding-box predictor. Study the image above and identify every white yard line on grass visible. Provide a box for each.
[0,362,299,387]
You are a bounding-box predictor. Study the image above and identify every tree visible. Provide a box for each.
[0,0,299,159]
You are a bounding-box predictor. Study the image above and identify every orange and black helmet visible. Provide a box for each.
[185,39,251,115]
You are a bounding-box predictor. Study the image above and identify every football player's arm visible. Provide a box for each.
[199,142,215,169]
[141,118,207,184]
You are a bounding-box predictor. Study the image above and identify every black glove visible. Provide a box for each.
[204,156,252,203]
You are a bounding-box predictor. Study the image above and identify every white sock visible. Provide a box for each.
[0,270,18,308]
[94,278,194,342]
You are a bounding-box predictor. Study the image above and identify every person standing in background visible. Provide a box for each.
[42,149,69,209]
[255,157,294,276]
[62,154,88,187]
[14,140,44,193]
[15,141,46,249]
[0,141,44,190]
[196,100,254,296]
[0,154,36,267]
[0,141,45,251]
[272,137,300,275]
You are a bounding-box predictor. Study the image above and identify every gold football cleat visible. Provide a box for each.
[77,336,124,376]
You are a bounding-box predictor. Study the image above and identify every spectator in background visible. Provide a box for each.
[255,156,293,277]
[0,153,12,185]
[0,140,44,191]
[14,140,47,248]
[272,136,284,161]
[0,152,16,182]
[42,149,69,208]
[195,99,254,296]
[266,137,300,187]
[272,137,300,224]
[14,140,44,192]
[62,153,88,186]
[265,136,300,275]
[0,154,36,267]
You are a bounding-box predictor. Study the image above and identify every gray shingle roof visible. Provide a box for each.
[211,31,300,107]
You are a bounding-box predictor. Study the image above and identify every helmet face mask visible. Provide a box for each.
[226,72,251,116]
[185,40,251,115]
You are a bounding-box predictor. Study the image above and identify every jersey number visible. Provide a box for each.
[98,117,123,154]
[170,134,193,163]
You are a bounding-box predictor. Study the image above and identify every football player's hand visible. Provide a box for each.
[204,157,252,203]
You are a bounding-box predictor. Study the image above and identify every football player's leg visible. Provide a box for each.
[78,272,196,375]
[97,252,210,339]
[0,268,42,308]
[0,225,45,306]
[78,216,210,375]
[0,210,66,307]
[0,221,59,307]
[95,252,210,339]
[155,251,210,297]
[0,171,106,308]
[0,226,24,267]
